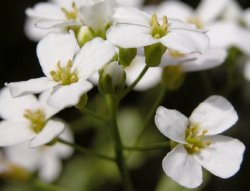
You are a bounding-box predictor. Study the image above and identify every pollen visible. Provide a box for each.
[61,2,78,21]
[150,14,168,39]
[24,109,46,133]
[184,124,211,154]
[50,60,79,85]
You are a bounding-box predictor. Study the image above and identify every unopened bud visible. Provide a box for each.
[77,26,95,47]
[98,62,126,94]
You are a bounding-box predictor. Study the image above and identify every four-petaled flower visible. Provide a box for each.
[155,96,245,188]
[7,31,115,110]
[0,88,64,148]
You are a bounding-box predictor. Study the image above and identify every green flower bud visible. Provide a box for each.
[77,26,95,47]
[161,65,185,90]
[119,48,137,67]
[98,62,126,94]
[144,43,166,67]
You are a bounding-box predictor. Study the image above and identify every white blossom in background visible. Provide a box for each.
[6,32,115,110]
[155,96,245,188]
[115,0,143,8]
[107,7,209,54]
[4,126,74,182]
[0,88,64,148]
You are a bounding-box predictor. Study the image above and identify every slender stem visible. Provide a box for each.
[79,107,108,121]
[58,139,115,162]
[134,86,167,145]
[106,95,134,191]
[120,65,149,99]
[124,141,170,151]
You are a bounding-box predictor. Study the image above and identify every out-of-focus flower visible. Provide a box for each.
[155,96,245,188]
[107,7,209,54]
[7,32,115,110]
[0,88,63,148]
[4,126,74,182]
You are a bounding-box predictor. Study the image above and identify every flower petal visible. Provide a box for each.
[39,152,61,182]
[189,96,238,135]
[0,87,38,120]
[113,7,150,27]
[162,144,202,189]
[47,80,93,109]
[125,56,162,91]
[157,1,193,20]
[74,38,116,80]
[181,47,227,72]
[25,2,65,20]
[160,29,209,54]
[29,120,64,147]
[37,31,78,78]
[6,77,55,97]
[194,135,245,178]
[0,121,35,146]
[155,106,188,143]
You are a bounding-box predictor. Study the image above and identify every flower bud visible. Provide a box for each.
[119,48,137,67]
[161,65,185,90]
[98,62,126,94]
[77,26,95,47]
[144,43,166,67]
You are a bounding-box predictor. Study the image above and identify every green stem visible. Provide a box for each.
[124,142,170,151]
[58,139,115,162]
[79,107,108,121]
[120,65,150,99]
[135,86,167,145]
[106,95,134,191]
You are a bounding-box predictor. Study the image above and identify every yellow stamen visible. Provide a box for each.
[24,109,46,133]
[150,14,168,39]
[61,2,78,20]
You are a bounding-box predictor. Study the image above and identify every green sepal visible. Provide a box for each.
[119,48,137,67]
[76,93,88,111]
[144,43,166,67]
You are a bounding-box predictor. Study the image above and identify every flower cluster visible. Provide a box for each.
[0,0,247,189]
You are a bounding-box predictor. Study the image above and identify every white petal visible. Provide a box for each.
[116,0,143,8]
[38,90,62,119]
[107,24,156,48]
[29,119,65,147]
[113,7,150,27]
[162,144,202,189]
[80,0,112,31]
[74,38,116,79]
[0,87,38,120]
[125,56,162,91]
[5,142,40,171]
[196,0,230,23]
[155,106,188,143]
[157,1,193,20]
[39,152,61,182]
[35,19,81,29]
[160,29,209,54]
[189,96,238,135]
[181,47,227,72]
[37,32,78,77]
[48,80,93,109]
[25,2,65,20]
[243,8,250,28]
[0,121,35,146]
[6,77,55,97]
[194,135,245,178]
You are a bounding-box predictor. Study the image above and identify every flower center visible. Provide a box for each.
[61,2,78,21]
[50,60,79,85]
[23,109,46,133]
[184,124,211,154]
[150,14,168,39]
[186,17,204,29]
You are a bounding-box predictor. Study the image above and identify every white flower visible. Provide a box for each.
[155,96,245,188]
[115,0,143,8]
[6,32,115,110]
[4,126,74,182]
[0,88,64,148]
[107,7,209,54]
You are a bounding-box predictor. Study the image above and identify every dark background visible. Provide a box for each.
[0,0,250,191]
